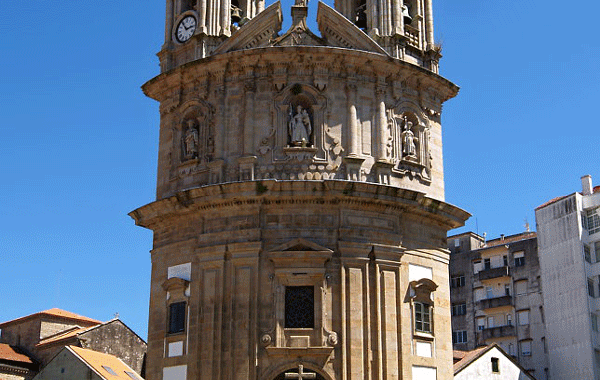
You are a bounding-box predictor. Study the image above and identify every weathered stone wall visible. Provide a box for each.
[144,47,456,204]
[0,320,42,358]
[80,321,147,375]
[132,180,468,380]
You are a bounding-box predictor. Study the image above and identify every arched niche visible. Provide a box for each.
[271,84,328,163]
[388,102,431,183]
[175,100,215,166]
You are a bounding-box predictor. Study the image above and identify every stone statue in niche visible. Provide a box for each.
[288,105,312,147]
[401,116,418,159]
[183,119,199,160]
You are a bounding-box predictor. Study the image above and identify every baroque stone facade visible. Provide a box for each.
[132,0,468,379]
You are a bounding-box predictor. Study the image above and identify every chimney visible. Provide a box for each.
[582,175,593,196]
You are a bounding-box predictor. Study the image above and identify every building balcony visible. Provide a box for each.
[479,324,516,340]
[476,266,510,281]
[476,295,513,310]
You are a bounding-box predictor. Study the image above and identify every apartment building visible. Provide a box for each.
[448,231,549,379]
[536,175,600,380]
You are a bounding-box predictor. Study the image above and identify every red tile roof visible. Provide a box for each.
[536,194,570,210]
[0,343,34,364]
[0,308,102,328]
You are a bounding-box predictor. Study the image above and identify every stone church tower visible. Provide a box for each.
[130,0,469,379]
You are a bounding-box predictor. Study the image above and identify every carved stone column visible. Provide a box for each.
[375,83,387,163]
[393,0,403,35]
[424,0,434,49]
[367,0,378,35]
[256,0,265,14]
[346,80,359,158]
[220,0,232,36]
[243,72,255,156]
[214,81,226,160]
[197,0,208,34]
[165,0,174,44]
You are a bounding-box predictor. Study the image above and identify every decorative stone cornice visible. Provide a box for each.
[129,180,470,230]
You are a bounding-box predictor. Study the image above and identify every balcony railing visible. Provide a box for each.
[476,295,513,310]
[404,25,420,49]
[479,324,516,340]
[476,266,510,281]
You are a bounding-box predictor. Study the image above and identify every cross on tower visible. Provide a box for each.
[284,364,317,380]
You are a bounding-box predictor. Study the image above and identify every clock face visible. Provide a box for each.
[176,15,197,43]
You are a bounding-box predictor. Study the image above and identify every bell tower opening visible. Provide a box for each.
[177,0,195,15]
[354,0,367,30]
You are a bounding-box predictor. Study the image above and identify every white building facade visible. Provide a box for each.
[535,175,600,380]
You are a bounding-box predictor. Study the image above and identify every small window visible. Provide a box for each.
[589,278,596,298]
[503,255,508,267]
[102,366,118,376]
[452,330,467,344]
[477,318,485,330]
[515,280,527,296]
[168,302,186,334]
[285,286,314,328]
[414,302,432,333]
[520,340,532,356]
[484,258,491,270]
[506,313,512,326]
[514,252,525,267]
[451,303,466,316]
[585,245,592,263]
[518,310,529,326]
[585,208,600,235]
[595,242,600,262]
[454,238,460,247]
[491,357,499,373]
[451,275,465,288]
[592,313,599,332]
[504,284,511,296]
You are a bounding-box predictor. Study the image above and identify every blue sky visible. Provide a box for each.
[0,0,598,339]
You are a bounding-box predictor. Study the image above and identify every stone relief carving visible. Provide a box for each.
[288,105,312,147]
[388,109,432,182]
[400,116,418,159]
[177,101,216,170]
[183,119,199,160]
[264,84,327,163]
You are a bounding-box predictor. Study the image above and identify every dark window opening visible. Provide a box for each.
[491,357,499,373]
[181,0,195,12]
[515,257,525,267]
[285,286,314,328]
[168,302,186,334]
[354,0,367,29]
[484,258,491,270]
[451,275,465,288]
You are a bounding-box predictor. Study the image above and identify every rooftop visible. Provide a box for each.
[69,346,142,380]
[0,308,101,328]
[0,343,34,365]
